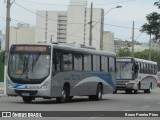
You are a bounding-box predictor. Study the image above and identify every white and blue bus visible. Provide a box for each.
[7,43,116,103]
[115,57,158,94]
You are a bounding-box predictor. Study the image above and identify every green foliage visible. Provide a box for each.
[0,52,4,82]
[117,47,131,57]
[154,0,160,9]
[140,12,160,41]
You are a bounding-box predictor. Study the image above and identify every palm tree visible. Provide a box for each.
[140,12,160,60]
[154,0,160,9]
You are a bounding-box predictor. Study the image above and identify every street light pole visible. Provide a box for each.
[92,6,122,28]
[89,5,122,49]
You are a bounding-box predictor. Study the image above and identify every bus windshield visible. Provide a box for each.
[116,62,133,80]
[8,53,50,82]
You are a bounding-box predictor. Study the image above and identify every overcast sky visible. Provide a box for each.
[0,0,159,43]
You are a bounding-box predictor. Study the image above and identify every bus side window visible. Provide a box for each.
[63,52,73,71]
[53,49,62,72]
[109,57,115,72]
[74,53,82,71]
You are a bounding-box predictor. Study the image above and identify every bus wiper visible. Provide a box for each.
[31,53,41,71]
[19,54,29,79]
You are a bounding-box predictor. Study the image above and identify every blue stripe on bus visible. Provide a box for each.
[87,72,115,89]
[13,84,25,88]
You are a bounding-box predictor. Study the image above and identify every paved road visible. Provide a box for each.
[0,88,160,119]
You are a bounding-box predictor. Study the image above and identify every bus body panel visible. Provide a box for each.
[51,71,115,97]
[138,74,157,90]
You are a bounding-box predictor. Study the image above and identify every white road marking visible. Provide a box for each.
[90,117,96,119]
[124,110,132,111]
[142,105,149,108]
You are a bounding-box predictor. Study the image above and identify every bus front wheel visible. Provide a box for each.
[56,86,70,103]
[22,97,34,103]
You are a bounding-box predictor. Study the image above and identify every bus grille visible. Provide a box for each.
[14,90,38,96]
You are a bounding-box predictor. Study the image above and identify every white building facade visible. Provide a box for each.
[103,31,114,52]
[0,31,5,50]
[10,23,35,47]
[36,0,104,50]
[128,44,149,52]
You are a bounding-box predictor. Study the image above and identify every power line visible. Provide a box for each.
[96,0,136,5]
[14,2,84,25]
[104,23,140,30]
[135,32,143,40]
[19,0,137,6]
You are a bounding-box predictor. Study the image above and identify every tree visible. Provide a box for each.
[154,0,160,9]
[141,12,160,41]
[117,49,160,70]
[140,12,160,60]
[117,47,131,57]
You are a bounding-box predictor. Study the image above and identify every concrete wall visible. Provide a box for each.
[103,31,114,52]
[10,24,35,47]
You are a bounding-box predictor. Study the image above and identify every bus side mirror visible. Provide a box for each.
[135,64,139,73]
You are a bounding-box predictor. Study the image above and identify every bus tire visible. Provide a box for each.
[22,97,33,103]
[125,90,132,94]
[134,90,138,94]
[88,96,94,100]
[56,86,70,103]
[144,83,152,93]
[95,85,103,100]
[113,89,117,94]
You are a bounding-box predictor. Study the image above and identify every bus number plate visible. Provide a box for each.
[22,93,30,96]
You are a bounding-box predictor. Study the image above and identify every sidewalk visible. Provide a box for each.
[0,82,4,96]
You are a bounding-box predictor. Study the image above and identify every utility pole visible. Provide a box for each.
[5,0,10,52]
[132,21,134,57]
[149,34,152,60]
[4,0,11,95]
[89,2,93,46]
[50,35,54,43]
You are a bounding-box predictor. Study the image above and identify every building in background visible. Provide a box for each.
[0,31,5,51]
[128,43,149,52]
[103,31,114,52]
[151,41,160,51]
[36,0,104,50]
[114,39,144,53]
[114,39,128,53]
[10,23,35,47]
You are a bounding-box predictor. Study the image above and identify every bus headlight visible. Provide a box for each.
[41,82,49,89]
[7,80,15,88]
[126,83,134,88]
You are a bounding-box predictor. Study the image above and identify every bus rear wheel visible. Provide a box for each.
[144,83,152,93]
[95,85,103,100]
[113,89,117,94]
